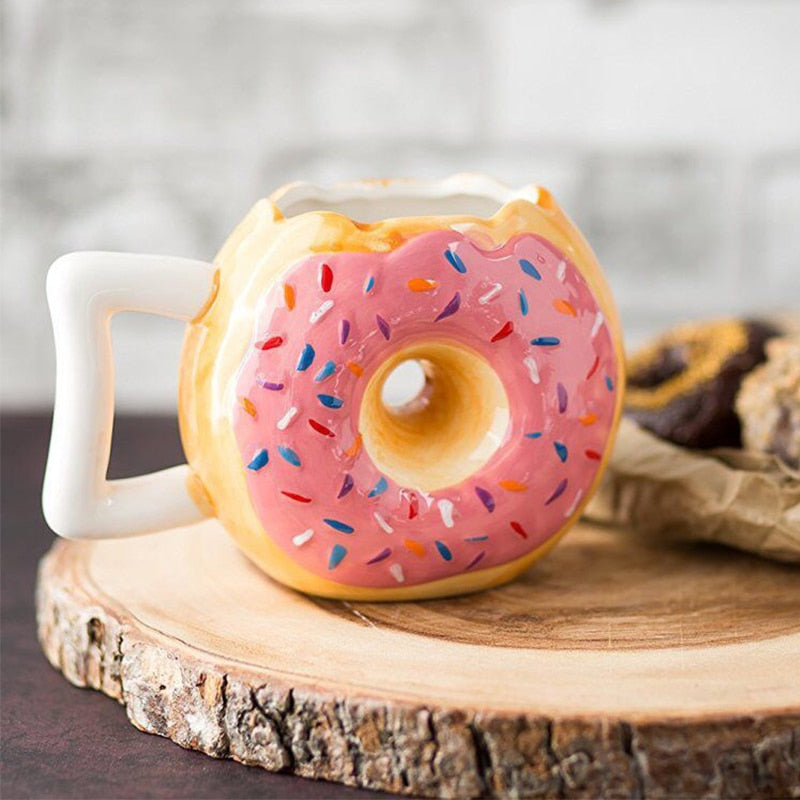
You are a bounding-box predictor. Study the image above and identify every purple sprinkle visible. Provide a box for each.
[475,486,495,512]
[337,473,354,499]
[557,382,568,413]
[339,319,350,345]
[464,535,489,542]
[545,478,568,505]
[376,315,391,340]
[434,292,461,322]
[258,379,284,391]
[466,551,486,570]
[366,547,392,565]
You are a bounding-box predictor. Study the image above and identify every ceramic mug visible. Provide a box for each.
[43,175,624,601]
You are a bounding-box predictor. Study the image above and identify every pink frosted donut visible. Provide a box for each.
[231,229,618,590]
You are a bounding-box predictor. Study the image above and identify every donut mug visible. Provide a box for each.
[43,175,624,601]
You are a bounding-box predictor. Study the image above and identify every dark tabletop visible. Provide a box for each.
[1,413,391,800]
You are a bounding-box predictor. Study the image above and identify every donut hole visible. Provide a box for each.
[360,342,510,492]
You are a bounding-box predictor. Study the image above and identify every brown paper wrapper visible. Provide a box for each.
[586,418,800,563]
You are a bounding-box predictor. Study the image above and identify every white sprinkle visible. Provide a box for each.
[277,406,298,430]
[292,529,314,547]
[478,283,502,305]
[556,260,567,282]
[373,512,393,534]
[523,356,540,385]
[591,311,604,339]
[310,299,334,324]
[438,499,455,528]
[565,490,583,518]
[389,563,405,583]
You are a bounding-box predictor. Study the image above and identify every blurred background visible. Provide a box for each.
[2,0,799,412]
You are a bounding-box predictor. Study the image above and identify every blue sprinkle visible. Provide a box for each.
[525,431,543,439]
[445,250,467,273]
[520,259,542,280]
[328,544,347,569]
[324,518,354,534]
[464,535,489,542]
[368,476,388,498]
[531,336,561,347]
[605,375,614,391]
[318,393,344,409]
[296,343,315,371]
[519,289,529,316]
[435,540,453,561]
[314,360,336,382]
[363,275,375,294]
[247,449,269,471]
[554,441,568,463]
[278,445,301,467]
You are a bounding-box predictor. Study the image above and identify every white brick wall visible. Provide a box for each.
[2,0,799,411]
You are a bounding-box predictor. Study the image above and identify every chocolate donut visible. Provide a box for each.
[625,319,777,449]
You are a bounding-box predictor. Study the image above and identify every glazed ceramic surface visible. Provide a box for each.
[44,176,624,601]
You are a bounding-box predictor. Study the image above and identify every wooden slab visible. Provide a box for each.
[36,519,800,799]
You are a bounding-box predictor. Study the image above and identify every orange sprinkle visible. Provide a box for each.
[407,278,438,292]
[240,397,257,418]
[498,480,527,492]
[346,361,364,377]
[403,538,426,558]
[283,283,295,310]
[579,413,598,426]
[344,434,362,458]
[554,298,577,317]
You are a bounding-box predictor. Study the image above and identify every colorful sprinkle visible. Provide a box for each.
[319,263,333,293]
[466,551,486,570]
[339,319,351,345]
[585,449,602,461]
[324,518,354,534]
[565,490,584,517]
[519,288,529,316]
[292,529,314,547]
[389,563,405,583]
[586,355,600,380]
[554,441,568,463]
[346,361,364,377]
[591,311,605,338]
[256,335,283,351]
[475,486,495,512]
[438,499,455,528]
[406,492,419,520]
[344,434,362,458]
[491,321,514,343]
[373,511,393,534]
[479,283,502,304]
[579,413,598,426]
[520,258,542,280]
[337,473,354,499]
[408,278,438,292]
[435,540,453,561]
[403,538,426,558]
[277,406,298,430]
[445,249,467,273]
[314,360,336,382]
[556,260,567,282]
[510,521,528,539]
[318,393,344,409]
[328,544,347,570]
[366,547,392,565]
[310,299,334,324]
[531,336,561,347]
[308,418,335,438]
[498,480,527,492]
[247,449,269,471]
[281,490,311,503]
[283,283,295,310]
[376,314,391,340]
[523,355,540,384]
[465,535,489,542]
[296,343,315,371]
[434,292,461,322]
[278,445,301,467]
[545,478,568,505]
[557,383,568,413]
[605,375,614,391]
[368,476,389,498]
[258,379,284,391]
[240,397,257,418]
[554,298,577,317]
[363,275,375,294]
[525,431,542,439]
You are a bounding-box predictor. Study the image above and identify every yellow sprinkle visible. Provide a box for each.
[579,413,598,426]
[498,480,527,492]
[240,397,257,418]
[344,434,362,458]
[407,278,438,292]
[283,283,295,310]
[554,298,577,317]
[403,538,426,558]
[346,361,364,377]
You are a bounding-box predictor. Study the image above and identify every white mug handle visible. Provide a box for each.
[42,252,217,540]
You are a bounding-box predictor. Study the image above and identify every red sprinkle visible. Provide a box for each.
[510,521,528,539]
[491,321,514,342]
[281,490,312,503]
[256,335,283,351]
[320,263,333,292]
[585,449,602,461]
[308,419,335,438]
[407,492,419,520]
[586,355,600,380]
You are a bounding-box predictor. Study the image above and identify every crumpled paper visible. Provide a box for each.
[585,418,800,563]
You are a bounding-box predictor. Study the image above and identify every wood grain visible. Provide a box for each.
[36,519,800,799]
